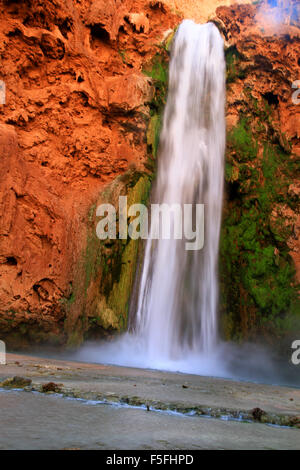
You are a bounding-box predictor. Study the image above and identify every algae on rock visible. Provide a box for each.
[65,171,151,346]
[220,83,300,343]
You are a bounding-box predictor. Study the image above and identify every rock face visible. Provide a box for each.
[163,0,253,23]
[0,0,299,348]
[214,2,300,342]
[0,0,178,347]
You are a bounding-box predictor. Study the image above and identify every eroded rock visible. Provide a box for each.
[0,376,32,388]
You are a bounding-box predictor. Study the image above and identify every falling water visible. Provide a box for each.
[133,20,226,360]
[37,21,300,386]
[75,20,229,376]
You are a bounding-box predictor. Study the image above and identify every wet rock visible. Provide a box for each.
[251,407,266,421]
[0,376,32,388]
[288,416,300,428]
[41,382,63,393]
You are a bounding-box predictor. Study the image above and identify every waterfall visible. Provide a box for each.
[74,21,299,386]
[75,20,227,375]
[132,20,226,361]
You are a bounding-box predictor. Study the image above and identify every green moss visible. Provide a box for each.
[147,113,162,159]
[59,289,75,306]
[66,171,152,342]
[220,107,299,341]
[88,204,96,222]
[143,51,169,113]
[106,176,151,324]
[67,328,84,348]
[225,46,247,84]
[118,49,131,65]
[164,30,176,52]
[143,44,169,174]
[227,119,258,162]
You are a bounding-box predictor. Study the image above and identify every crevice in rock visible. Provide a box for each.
[227,181,240,202]
[90,24,110,44]
[263,92,279,107]
[5,256,18,266]
[58,18,73,39]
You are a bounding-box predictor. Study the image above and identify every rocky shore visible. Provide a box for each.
[0,353,299,449]
[1,353,300,427]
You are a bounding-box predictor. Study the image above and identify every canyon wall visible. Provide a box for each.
[215,2,300,344]
[0,0,299,348]
[0,0,178,347]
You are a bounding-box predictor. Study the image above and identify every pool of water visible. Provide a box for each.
[0,389,299,450]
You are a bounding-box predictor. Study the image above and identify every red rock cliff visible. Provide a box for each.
[0,0,299,347]
[0,0,178,347]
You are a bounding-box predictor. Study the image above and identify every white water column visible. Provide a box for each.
[134,20,226,360]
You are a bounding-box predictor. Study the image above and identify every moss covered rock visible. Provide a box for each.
[220,83,299,343]
[64,171,152,346]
